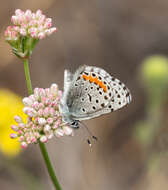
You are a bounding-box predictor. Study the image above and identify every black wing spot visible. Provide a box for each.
[90,86,93,89]
[101,103,105,107]
[119,102,121,105]
[88,94,92,102]
[75,83,78,86]
[112,77,115,81]
[123,86,127,90]
[77,76,80,81]
[92,73,96,77]
[92,106,96,110]
[108,105,112,108]
[117,94,121,98]
[99,91,102,95]
[96,99,99,103]
[112,99,114,102]
[109,92,112,97]
[119,82,122,85]
[126,92,130,97]
[84,72,89,75]
[111,108,114,112]
[97,87,100,91]
[81,98,84,102]
[104,81,107,84]
[85,88,88,91]
[82,108,86,112]
[104,96,108,100]
[107,86,110,90]
[98,76,102,80]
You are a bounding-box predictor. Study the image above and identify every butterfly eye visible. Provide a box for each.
[71,121,79,127]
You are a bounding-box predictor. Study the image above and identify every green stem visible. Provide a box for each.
[39,142,62,190]
[23,59,33,94]
[23,58,62,190]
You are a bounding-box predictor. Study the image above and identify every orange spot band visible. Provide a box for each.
[82,74,107,92]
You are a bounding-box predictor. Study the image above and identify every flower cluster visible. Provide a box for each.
[10,84,73,148]
[5,9,56,41]
[4,9,57,58]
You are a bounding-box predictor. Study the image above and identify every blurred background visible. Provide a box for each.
[1,0,168,189]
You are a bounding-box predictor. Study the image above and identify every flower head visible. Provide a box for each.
[5,9,57,58]
[11,84,73,148]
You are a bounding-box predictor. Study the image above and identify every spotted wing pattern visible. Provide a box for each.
[64,65,131,121]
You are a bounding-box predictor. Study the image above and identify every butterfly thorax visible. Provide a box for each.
[59,102,79,128]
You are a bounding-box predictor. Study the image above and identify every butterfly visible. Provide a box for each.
[59,65,132,145]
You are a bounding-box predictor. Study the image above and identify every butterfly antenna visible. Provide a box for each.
[79,122,98,146]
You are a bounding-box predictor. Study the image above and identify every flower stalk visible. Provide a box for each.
[23,58,62,190]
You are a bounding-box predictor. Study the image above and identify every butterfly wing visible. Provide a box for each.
[64,65,131,121]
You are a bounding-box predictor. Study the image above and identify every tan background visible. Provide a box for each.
[1,0,168,190]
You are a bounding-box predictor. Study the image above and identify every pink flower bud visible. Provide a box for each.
[23,107,29,114]
[36,10,42,17]
[54,129,64,137]
[49,108,55,116]
[47,132,54,139]
[38,118,46,125]
[31,137,37,143]
[32,101,39,110]
[43,107,50,117]
[10,133,18,139]
[25,10,32,21]
[18,123,25,128]
[38,32,45,39]
[13,26,20,32]
[18,130,23,135]
[27,108,36,117]
[11,16,18,24]
[11,125,19,131]
[37,109,43,117]
[47,117,53,124]
[40,135,48,143]
[29,95,36,101]
[26,137,31,144]
[63,126,73,136]
[14,115,22,123]
[45,27,57,36]
[15,9,24,16]
[20,28,27,36]
[50,83,58,95]
[45,18,52,28]
[44,124,51,132]
[55,119,61,126]
[19,136,24,142]
[21,142,28,149]
[23,97,33,106]
[53,124,58,129]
